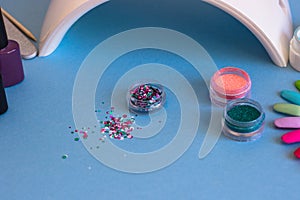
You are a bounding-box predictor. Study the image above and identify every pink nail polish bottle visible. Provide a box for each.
[0,8,24,87]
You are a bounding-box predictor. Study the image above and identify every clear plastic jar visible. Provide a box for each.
[289,26,300,71]
[223,98,265,142]
[128,83,166,113]
[210,67,251,106]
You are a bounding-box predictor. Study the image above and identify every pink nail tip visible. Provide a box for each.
[294,147,300,159]
[274,117,300,128]
[281,129,300,144]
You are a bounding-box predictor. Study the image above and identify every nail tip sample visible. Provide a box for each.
[295,80,300,91]
[273,103,300,116]
[274,117,300,128]
[294,147,300,159]
[280,90,300,105]
[281,129,300,144]
[281,134,292,144]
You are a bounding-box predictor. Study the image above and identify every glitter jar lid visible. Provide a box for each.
[128,83,166,113]
[292,26,300,51]
[223,98,265,142]
[289,26,300,71]
[210,67,251,106]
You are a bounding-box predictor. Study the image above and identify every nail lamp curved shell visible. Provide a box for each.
[203,0,293,67]
[38,0,109,57]
[39,0,293,67]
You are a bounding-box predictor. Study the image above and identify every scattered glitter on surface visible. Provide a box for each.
[99,137,106,143]
[95,105,136,140]
[100,114,135,140]
[65,100,137,158]
[79,130,88,139]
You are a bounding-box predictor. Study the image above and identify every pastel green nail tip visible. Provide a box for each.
[273,103,300,116]
[295,80,300,91]
[281,90,300,105]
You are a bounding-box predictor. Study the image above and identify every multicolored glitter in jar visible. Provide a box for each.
[223,98,265,142]
[128,83,166,113]
[210,67,251,106]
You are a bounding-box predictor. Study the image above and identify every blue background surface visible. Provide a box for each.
[1,0,300,199]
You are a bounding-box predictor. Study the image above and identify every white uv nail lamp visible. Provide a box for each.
[39,0,293,67]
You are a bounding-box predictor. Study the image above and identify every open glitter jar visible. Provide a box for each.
[223,98,265,142]
[210,67,251,106]
[128,83,166,113]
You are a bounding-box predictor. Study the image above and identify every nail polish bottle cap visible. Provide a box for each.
[0,8,8,49]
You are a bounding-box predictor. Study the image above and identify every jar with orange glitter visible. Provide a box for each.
[210,67,251,106]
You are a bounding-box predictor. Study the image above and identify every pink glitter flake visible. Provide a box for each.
[100,114,135,140]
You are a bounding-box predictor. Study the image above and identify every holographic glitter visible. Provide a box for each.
[79,130,88,139]
[67,101,136,148]
[100,114,135,140]
[129,83,165,112]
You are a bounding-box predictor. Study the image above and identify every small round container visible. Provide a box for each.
[223,98,265,142]
[210,67,251,106]
[128,83,166,113]
[291,26,300,52]
[289,26,300,71]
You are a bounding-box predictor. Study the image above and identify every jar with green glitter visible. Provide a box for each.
[223,98,265,142]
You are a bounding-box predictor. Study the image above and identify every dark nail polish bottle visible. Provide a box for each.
[0,7,24,87]
[0,74,8,114]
